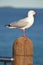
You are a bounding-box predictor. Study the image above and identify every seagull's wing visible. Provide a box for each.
[10,18,28,28]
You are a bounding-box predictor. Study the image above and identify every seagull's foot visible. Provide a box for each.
[23,35,28,40]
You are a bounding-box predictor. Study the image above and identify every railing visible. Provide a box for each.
[0,57,14,65]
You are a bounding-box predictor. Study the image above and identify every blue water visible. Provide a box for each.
[0,7,43,65]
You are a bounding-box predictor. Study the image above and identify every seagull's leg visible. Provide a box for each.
[22,29,28,40]
[23,29,26,37]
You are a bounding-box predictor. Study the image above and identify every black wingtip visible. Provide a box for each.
[7,24,11,27]
[4,24,11,27]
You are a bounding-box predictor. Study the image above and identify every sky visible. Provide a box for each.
[0,0,43,8]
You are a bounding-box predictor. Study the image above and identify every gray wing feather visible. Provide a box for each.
[10,18,28,28]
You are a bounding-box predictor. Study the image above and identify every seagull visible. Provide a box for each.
[6,10,36,37]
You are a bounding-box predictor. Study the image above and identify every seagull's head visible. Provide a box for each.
[28,10,36,16]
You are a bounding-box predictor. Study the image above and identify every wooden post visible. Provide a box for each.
[13,37,33,65]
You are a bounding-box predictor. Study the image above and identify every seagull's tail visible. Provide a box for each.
[4,24,16,28]
[0,24,16,28]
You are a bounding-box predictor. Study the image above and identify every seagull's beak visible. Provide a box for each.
[35,12,37,14]
[33,12,36,15]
